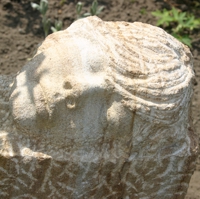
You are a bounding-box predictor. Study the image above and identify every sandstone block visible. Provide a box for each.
[0,16,198,199]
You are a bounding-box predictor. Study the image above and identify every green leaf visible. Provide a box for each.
[54,20,62,31]
[42,17,51,37]
[96,6,104,15]
[82,12,91,17]
[152,7,200,48]
[151,10,162,17]
[152,9,173,26]
[31,2,40,10]
[180,36,192,47]
[76,0,104,19]
[51,27,57,33]
[184,16,200,30]
[40,0,48,16]
[76,2,83,15]
[172,33,192,47]
[91,0,98,15]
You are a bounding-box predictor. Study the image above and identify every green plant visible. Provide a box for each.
[51,20,63,33]
[60,0,66,6]
[76,2,83,19]
[31,0,50,37]
[31,0,63,37]
[76,0,104,19]
[152,7,200,47]
[140,8,146,15]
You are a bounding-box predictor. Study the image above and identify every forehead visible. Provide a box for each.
[29,37,107,91]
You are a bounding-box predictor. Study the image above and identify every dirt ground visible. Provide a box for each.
[0,0,200,198]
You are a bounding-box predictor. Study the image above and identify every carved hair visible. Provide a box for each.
[68,17,194,124]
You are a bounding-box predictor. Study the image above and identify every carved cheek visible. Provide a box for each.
[33,84,53,128]
[10,81,51,134]
[106,101,134,137]
[106,102,121,130]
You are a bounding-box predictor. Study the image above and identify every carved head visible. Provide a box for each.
[10,17,194,155]
[7,17,197,199]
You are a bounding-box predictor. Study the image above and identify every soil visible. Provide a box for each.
[0,0,200,198]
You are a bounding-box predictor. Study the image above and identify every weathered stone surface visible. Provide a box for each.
[0,16,198,198]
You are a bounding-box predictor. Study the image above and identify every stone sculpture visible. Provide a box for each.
[0,16,198,199]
